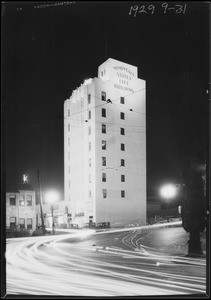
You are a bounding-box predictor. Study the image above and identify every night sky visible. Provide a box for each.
[2,1,209,202]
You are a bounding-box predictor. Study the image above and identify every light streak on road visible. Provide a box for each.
[5,224,206,296]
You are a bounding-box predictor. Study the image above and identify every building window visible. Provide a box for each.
[89,174,91,183]
[89,126,91,135]
[9,217,16,228]
[121,159,125,167]
[68,137,70,146]
[89,110,91,119]
[26,195,32,206]
[121,143,125,151]
[89,190,92,198]
[27,218,32,229]
[102,189,107,198]
[102,108,106,117]
[68,109,70,116]
[89,158,91,167]
[102,124,106,134]
[101,71,103,77]
[121,190,125,198]
[89,142,91,151]
[120,127,125,135]
[102,157,106,166]
[88,94,91,104]
[101,91,106,101]
[19,218,25,229]
[121,175,125,182]
[68,123,70,131]
[102,140,106,150]
[9,196,16,206]
[120,112,125,120]
[102,173,106,182]
[120,97,125,104]
[19,195,25,206]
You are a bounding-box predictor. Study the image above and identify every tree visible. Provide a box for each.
[166,72,208,257]
[181,155,206,256]
[178,73,207,256]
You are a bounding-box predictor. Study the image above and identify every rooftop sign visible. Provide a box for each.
[98,58,139,94]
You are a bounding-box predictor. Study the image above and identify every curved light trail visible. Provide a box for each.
[5,223,206,296]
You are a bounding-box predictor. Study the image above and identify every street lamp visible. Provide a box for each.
[160,184,177,220]
[45,190,59,235]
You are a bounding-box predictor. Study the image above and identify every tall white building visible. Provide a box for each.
[64,58,146,227]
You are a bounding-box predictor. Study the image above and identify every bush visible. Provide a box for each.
[6,228,31,238]
[32,228,51,236]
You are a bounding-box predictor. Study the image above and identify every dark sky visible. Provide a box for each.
[2,1,209,200]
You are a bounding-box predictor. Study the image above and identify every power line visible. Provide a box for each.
[64,123,145,134]
[111,102,145,115]
[31,86,146,128]
[64,86,146,119]
[65,119,145,129]
[101,158,146,172]
[93,119,145,128]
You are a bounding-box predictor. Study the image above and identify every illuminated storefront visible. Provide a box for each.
[36,201,69,229]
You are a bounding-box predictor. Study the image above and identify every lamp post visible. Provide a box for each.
[160,184,177,221]
[45,190,59,235]
[37,170,46,235]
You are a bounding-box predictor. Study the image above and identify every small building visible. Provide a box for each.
[6,183,36,231]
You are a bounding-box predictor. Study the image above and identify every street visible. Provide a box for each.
[6,223,206,296]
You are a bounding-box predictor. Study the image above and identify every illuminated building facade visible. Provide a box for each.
[64,58,146,227]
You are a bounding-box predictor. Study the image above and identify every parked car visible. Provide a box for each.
[96,222,110,229]
[70,224,79,229]
[83,222,96,229]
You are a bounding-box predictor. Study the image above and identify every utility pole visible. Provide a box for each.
[51,205,55,235]
[37,169,46,235]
